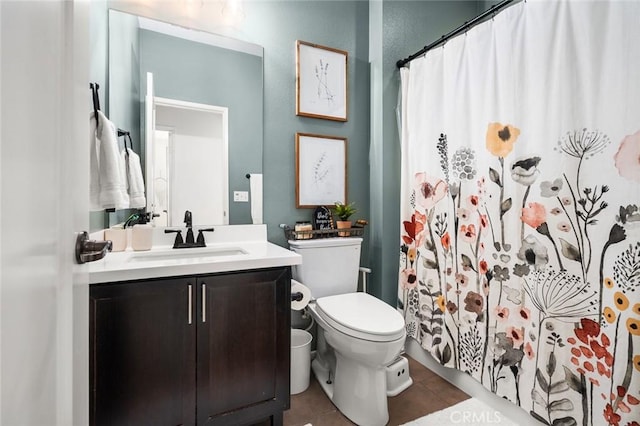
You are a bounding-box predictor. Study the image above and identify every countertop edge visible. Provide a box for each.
[84,242,301,284]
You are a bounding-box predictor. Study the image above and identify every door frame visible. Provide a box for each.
[150,96,230,225]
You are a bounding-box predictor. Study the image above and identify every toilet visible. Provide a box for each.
[288,237,406,426]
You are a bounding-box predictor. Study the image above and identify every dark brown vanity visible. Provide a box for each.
[90,267,291,426]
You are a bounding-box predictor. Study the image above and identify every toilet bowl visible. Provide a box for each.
[308,292,406,426]
[288,237,407,425]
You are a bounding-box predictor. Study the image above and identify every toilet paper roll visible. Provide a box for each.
[291,279,311,311]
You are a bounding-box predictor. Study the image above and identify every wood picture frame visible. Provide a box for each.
[295,133,347,208]
[296,40,348,122]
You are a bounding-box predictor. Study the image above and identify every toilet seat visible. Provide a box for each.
[315,293,405,342]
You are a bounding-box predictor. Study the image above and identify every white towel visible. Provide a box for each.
[90,111,129,210]
[122,148,146,209]
[249,173,263,224]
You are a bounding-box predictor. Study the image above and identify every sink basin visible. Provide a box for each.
[128,247,248,262]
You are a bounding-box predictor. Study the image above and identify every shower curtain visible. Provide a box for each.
[398,1,640,425]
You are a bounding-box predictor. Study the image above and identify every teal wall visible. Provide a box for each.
[246,1,371,264]
[95,0,484,305]
[106,11,141,226]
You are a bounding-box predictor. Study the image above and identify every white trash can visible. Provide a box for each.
[290,329,312,395]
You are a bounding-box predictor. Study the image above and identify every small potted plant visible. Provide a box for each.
[333,201,356,236]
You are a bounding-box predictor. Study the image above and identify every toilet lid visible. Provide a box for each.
[315,293,405,342]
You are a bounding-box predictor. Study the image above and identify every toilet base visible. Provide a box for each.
[386,355,413,396]
[312,354,390,426]
[311,358,334,400]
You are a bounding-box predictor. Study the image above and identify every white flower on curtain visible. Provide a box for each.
[398,1,640,425]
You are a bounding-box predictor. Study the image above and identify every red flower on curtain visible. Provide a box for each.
[402,211,426,245]
[460,224,477,243]
[567,319,613,387]
[603,403,622,426]
[441,232,451,252]
[479,260,489,275]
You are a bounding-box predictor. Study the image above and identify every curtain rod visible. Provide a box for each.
[396,0,515,69]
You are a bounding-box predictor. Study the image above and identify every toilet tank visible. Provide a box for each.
[288,237,362,299]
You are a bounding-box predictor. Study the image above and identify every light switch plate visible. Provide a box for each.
[233,191,249,202]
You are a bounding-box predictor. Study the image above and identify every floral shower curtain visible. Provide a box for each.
[398,1,640,425]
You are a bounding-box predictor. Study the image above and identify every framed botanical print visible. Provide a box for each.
[296,40,348,122]
[295,133,347,208]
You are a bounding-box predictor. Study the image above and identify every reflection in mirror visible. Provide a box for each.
[108,9,263,226]
[150,96,229,226]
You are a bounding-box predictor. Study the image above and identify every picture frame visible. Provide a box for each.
[296,40,348,122]
[295,133,347,208]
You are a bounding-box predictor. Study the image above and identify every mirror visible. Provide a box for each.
[108,9,263,226]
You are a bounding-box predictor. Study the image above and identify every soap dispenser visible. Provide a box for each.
[131,224,153,251]
[104,224,127,252]
[125,212,154,251]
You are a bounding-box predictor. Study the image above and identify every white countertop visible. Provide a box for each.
[82,224,301,284]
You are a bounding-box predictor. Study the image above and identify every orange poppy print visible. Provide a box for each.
[486,122,521,158]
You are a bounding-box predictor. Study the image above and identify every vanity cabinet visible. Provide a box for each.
[90,267,291,426]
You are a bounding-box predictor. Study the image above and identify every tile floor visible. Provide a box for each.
[283,355,470,426]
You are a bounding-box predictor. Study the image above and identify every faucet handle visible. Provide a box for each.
[164,229,184,248]
[196,227,215,246]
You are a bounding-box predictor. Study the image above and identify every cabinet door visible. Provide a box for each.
[90,278,196,426]
[197,268,290,425]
